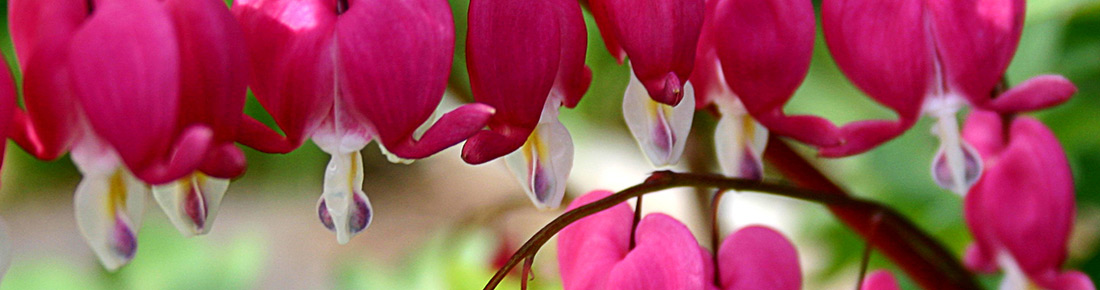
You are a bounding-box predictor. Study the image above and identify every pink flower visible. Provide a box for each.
[960,111,1094,290]
[558,191,802,290]
[233,0,494,243]
[589,0,704,167]
[462,0,590,209]
[8,0,251,270]
[821,0,1077,195]
[691,0,839,179]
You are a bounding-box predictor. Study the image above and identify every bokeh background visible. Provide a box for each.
[0,0,1097,289]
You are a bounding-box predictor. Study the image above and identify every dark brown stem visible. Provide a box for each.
[629,195,643,250]
[482,170,979,289]
[709,189,728,287]
[763,136,979,290]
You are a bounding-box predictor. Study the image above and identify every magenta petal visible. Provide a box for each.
[68,0,182,174]
[16,39,80,160]
[601,0,704,105]
[587,0,626,63]
[463,0,562,163]
[166,0,249,144]
[713,0,839,147]
[819,119,914,157]
[861,270,901,290]
[232,0,336,147]
[963,113,1080,288]
[335,0,488,159]
[927,0,1024,105]
[558,190,633,290]
[606,213,707,290]
[981,75,1077,113]
[549,0,591,109]
[133,125,215,185]
[9,0,87,67]
[198,143,247,179]
[383,104,495,159]
[822,0,927,153]
[235,117,300,154]
[0,59,16,185]
[717,226,801,290]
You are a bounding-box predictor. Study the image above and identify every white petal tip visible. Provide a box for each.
[623,73,695,168]
[504,111,573,211]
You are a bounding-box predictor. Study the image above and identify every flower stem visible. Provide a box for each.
[482,168,980,289]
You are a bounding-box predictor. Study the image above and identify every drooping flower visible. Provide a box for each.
[557,191,802,290]
[8,0,238,270]
[692,0,839,179]
[233,0,494,243]
[462,0,590,209]
[821,0,1077,195]
[589,0,704,167]
[961,110,1094,290]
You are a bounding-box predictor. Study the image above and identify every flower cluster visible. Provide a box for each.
[0,0,1089,287]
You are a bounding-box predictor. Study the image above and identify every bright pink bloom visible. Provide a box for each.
[589,0,704,167]
[589,0,703,106]
[8,0,255,270]
[462,0,590,209]
[821,0,1077,194]
[558,191,802,290]
[558,191,707,289]
[707,226,801,290]
[233,0,493,243]
[691,0,839,178]
[961,110,1094,290]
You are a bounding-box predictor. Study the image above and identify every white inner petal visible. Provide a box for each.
[73,166,147,271]
[152,172,230,237]
[714,102,768,180]
[622,69,695,167]
[321,150,372,244]
[930,109,983,196]
[504,101,574,210]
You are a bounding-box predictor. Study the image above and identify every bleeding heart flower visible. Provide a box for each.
[557,190,707,289]
[961,110,1094,290]
[558,191,803,290]
[705,225,802,290]
[462,0,590,209]
[692,0,838,179]
[821,0,1077,195]
[589,0,704,167]
[233,0,494,243]
[9,0,238,270]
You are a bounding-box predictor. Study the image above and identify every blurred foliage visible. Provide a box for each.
[0,0,1095,289]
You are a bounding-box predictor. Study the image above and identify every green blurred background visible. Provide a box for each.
[0,0,1097,289]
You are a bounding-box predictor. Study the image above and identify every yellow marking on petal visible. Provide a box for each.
[107,170,127,217]
[348,154,359,190]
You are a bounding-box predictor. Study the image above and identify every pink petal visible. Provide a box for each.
[549,0,592,109]
[821,0,928,155]
[960,110,1007,160]
[963,114,1078,288]
[335,0,490,159]
[198,143,247,179]
[67,0,185,178]
[982,75,1077,113]
[587,0,626,63]
[133,125,215,185]
[689,0,726,110]
[717,225,801,290]
[558,190,633,290]
[818,120,912,157]
[599,0,704,105]
[165,0,249,144]
[463,0,562,164]
[232,0,336,147]
[713,0,839,148]
[0,59,15,186]
[9,0,87,67]
[9,0,86,160]
[861,270,901,290]
[927,0,1024,106]
[606,213,707,290]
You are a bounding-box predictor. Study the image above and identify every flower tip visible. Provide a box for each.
[656,73,685,106]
